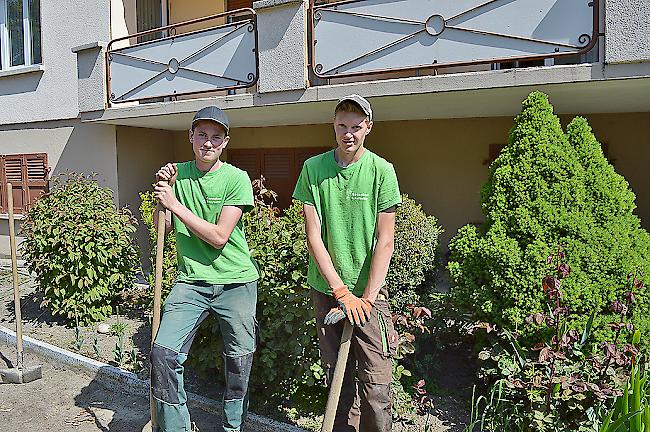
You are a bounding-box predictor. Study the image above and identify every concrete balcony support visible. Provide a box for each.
[72,42,108,113]
[254,0,309,93]
[605,0,650,64]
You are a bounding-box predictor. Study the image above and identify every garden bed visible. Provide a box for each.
[0,268,471,431]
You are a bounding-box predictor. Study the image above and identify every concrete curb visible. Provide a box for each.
[0,325,307,432]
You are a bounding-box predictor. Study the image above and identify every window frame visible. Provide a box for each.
[0,0,41,71]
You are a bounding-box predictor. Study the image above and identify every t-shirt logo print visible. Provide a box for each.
[205,196,222,204]
[346,189,369,201]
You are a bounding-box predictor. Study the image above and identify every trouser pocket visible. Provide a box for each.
[376,302,398,358]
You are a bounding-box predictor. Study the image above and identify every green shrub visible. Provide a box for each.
[387,194,443,311]
[190,201,323,401]
[139,187,444,407]
[22,173,138,325]
[448,91,650,347]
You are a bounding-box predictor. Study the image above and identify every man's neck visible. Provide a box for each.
[335,146,366,168]
[195,159,223,173]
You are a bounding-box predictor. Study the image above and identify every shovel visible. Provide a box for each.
[321,319,354,432]
[0,182,42,384]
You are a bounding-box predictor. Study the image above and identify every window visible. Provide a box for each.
[136,0,166,43]
[0,153,49,213]
[0,0,41,70]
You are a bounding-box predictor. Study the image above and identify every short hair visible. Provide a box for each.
[334,100,368,119]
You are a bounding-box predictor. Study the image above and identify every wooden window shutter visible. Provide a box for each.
[229,147,330,210]
[261,149,293,210]
[0,153,49,214]
[228,149,261,181]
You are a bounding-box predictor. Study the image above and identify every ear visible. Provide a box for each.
[188,128,193,143]
[219,135,231,150]
[365,120,373,135]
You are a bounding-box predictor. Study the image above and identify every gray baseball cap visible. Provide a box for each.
[336,94,373,121]
[192,106,230,133]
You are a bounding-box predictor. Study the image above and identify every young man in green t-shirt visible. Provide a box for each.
[293,95,401,432]
[152,106,259,432]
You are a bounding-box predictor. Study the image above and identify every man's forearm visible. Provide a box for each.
[363,237,394,302]
[169,202,230,249]
[306,235,345,291]
[303,204,345,291]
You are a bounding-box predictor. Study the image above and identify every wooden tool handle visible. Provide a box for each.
[150,182,168,430]
[151,205,166,346]
[321,321,354,432]
[7,183,24,368]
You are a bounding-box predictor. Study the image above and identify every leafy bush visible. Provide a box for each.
[189,200,323,401]
[139,183,444,407]
[22,173,138,325]
[387,194,443,311]
[600,358,650,432]
[448,91,650,347]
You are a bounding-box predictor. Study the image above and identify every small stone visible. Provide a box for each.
[97,323,111,334]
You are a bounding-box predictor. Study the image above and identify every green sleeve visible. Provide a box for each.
[292,164,315,205]
[378,163,401,212]
[225,170,254,212]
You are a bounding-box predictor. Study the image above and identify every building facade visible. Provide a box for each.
[0,0,649,265]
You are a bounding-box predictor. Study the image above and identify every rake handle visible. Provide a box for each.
[7,183,24,369]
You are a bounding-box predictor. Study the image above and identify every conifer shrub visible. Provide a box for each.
[22,173,138,324]
[448,91,650,347]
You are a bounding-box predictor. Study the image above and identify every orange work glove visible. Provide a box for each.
[331,285,373,326]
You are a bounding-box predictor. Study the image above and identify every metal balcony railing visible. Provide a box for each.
[106,8,258,105]
[310,0,599,79]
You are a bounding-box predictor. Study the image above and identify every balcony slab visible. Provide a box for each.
[82,63,650,130]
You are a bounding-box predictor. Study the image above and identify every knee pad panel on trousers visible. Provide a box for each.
[151,343,180,405]
[224,352,253,401]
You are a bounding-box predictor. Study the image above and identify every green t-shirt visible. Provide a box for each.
[172,161,259,284]
[292,149,401,297]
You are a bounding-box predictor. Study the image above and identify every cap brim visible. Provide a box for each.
[192,117,229,132]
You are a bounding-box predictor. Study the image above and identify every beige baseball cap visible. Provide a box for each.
[336,94,373,121]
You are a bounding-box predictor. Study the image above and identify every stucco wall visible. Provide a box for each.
[0,121,118,257]
[0,0,111,125]
[605,0,650,64]
[255,0,308,93]
[116,126,176,266]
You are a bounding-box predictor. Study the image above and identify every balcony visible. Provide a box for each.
[309,0,600,85]
[76,0,650,126]
[106,8,258,105]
